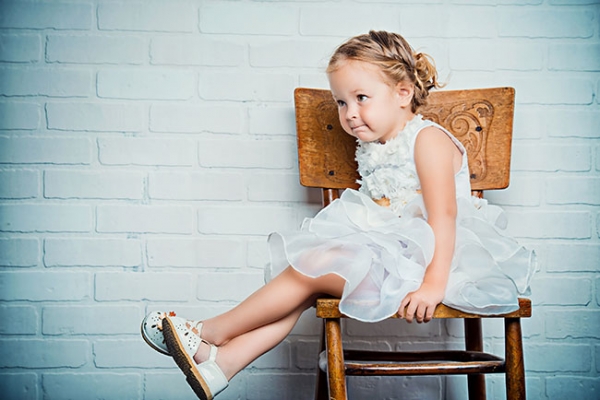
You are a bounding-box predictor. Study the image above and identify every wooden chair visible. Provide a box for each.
[293,87,531,400]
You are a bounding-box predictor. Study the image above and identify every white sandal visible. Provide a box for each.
[162,315,228,400]
[141,311,203,356]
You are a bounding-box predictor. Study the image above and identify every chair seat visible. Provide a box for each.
[316,298,532,319]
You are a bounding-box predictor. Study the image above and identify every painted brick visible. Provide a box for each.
[247,172,315,202]
[46,34,146,64]
[545,109,600,138]
[250,39,338,68]
[200,2,296,35]
[0,67,90,97]
[93,339,174,368]
[199,72,294,102]
[150,36,244,66]
[294,340,320,370]
[546,177,600,205]
[347,318,441,338]
[0,101,40,130]
[98,138,195,166]
[300,5,399,37]
[148,171,244,201]
[471,177,541,207]
[44,170,144,200]
[198,205,297,235]
[248,105,295,136]
[198,139,295,169]
[196,272,264,302]
[0,373,37,400]
[289,307,321,336]
[351,376,442,400]
[0,1,92,30]
[546,376,600,400]
[98,69,195,100]
[544,243,600,272]
[95,272,193,301]
[0,305,38,335]
[0,136,92,164]
[150,104,243,134]
[46,102,144,132]
[399,6,496,39]
[0,204,92,233]
[147,238,244,268]
[250,340,291,370]
[504,211,590,239]
[0,339,88,368]
[0,169,38,199]
[98,2,196,32]
[512,77,594,105]
[597,345,600,372]
[545,310,600,339]
[0,238,39,267]
[530,277,591,306]
[44,238,142,267]
[499,9,594,38]
[550,0,599,3]
[43,305,142,335]
[144,372,212,400]
[597,277,600,306]
[549,43,600,71]
[96,205,194,234]
[0,33,40,62]
[449,40,544,71]
[49,170,138,200]
[512,144,590,172]
[0,271,90,301]
[525,343,591,372]
[245,372,315,400]
[43,373,142,400]
[247,238,270,269]
[512,107,543,139]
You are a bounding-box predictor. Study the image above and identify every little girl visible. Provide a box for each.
[141,31,535,400]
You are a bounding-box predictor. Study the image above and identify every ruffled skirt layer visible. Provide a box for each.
[267,189,536,322]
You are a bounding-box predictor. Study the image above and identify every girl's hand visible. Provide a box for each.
[399,282,445,323]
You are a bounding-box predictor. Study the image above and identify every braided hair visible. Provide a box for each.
[327,31,442,113]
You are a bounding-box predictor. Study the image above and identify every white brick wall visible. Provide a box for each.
[0,1,598,399]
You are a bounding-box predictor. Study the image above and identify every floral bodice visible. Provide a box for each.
[355,115,471,216]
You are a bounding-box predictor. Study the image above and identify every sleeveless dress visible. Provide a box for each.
[267,115,536,322]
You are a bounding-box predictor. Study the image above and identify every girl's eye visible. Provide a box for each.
[357,95,368,102]
[336,100,346,107]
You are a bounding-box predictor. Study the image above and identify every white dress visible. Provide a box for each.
[267,115,536,322]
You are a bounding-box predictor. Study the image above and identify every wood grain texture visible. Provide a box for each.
[294,87,515,191]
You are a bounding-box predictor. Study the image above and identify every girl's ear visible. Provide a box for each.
[395,81,414,108]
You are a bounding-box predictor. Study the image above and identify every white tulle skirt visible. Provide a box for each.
[267,189,536,322]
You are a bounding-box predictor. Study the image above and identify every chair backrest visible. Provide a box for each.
[294,87,515,193]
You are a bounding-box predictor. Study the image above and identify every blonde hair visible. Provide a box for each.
[327,31,442,112]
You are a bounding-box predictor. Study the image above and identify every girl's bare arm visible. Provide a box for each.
[399,126,461,323]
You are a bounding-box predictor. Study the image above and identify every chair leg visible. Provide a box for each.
[325,317,347,400]
[315,320,328,400]
[464,319,486,400]
[505,318,526,400]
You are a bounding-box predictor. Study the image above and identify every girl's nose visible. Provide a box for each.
[345,104,358,120]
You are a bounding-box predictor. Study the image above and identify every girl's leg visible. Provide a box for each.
[201,266,345,347]
[208,295,316,380]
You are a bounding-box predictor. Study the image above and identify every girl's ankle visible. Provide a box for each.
[193,340,212,364]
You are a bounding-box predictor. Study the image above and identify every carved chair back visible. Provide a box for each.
[294,87,515,197]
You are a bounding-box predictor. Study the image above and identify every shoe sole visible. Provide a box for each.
[140,315,170,356]
[162,316,212,400]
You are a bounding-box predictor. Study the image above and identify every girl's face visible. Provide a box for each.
[328,60,414,143]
